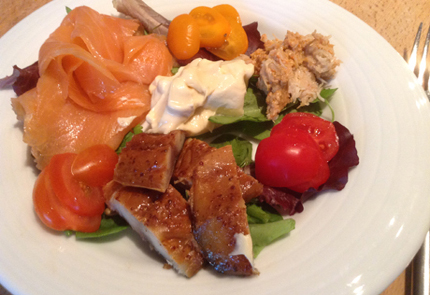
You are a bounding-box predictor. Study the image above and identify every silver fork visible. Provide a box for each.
[409,23,430,97]
[408,22,430,295]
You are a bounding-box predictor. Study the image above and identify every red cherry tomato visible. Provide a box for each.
[33,168,102,232]
[271,112,339,162]
[49,153,105,217]
[255,132,330,193]
[71,144,118,187]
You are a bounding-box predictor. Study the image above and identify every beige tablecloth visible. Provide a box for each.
[1,0,430,294]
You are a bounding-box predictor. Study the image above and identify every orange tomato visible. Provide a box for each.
[33,169,68,231]
[167,14,201,60]
[208,4,248,60]
[213,4,242,25]
[71,144,118,187]
[33,167,102,232]
[189,6,231,48]
[49,153,106,217]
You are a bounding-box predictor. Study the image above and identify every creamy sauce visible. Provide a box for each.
[229,233,254,266]
[142,58,254,136]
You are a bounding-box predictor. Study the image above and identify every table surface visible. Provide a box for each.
[1,0,430,294]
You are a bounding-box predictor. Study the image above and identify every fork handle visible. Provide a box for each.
[412,231,430,294]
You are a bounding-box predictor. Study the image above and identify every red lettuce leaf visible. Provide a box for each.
[302,121,359,201]
[176,48,221,66]
[0,61,39,96]
[259,186,304,215]
[259,121,359,214]
[0,68,20,89]
[243,22,264,55]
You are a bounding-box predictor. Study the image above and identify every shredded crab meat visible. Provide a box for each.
[243,31,341,120]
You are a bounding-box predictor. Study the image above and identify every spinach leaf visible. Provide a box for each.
[116,124,143,154]
[209,134,253,167]
[320,88,337,99]
[209,85,268,125]
[206,84,337,140]
[65,215,129,239]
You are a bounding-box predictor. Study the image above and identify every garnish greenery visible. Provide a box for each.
[319,88,337,122]
[247,203,283,224]
[247,203,295,257]
[65,215,129,239]
[171,67,179,75]
[116,124,143,154]
[250,219,295,257]
[208,80,268,125]
[203,77,337,141]
[209,134,253,167]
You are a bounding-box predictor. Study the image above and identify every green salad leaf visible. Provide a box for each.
[249,219,295,257]
[320,88,337,99]
[65,215,129,239]
[209,84,268,125]
[205,79,337,141]
[319,88,337,122]
[247,203,295,257]
[116,124,143,154]
[209,134,253,167]
[171,67,179,75]
[247,203,283,224]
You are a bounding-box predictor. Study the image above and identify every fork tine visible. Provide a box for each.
[417,24,430,90]
[409,22,423,74]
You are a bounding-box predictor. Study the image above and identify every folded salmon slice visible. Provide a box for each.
[12,6,173,169]
[104,181,204,277]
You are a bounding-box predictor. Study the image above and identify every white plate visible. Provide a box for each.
[1,0,430,294]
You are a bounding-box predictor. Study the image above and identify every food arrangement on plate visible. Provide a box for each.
[0,0,359,278]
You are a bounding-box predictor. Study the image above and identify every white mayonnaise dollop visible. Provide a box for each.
[142,58,254,136]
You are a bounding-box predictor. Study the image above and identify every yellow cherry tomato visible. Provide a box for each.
[213,4,242,25]
[208,4,249,60]
[189,6,231,48]
[167,14,201,60]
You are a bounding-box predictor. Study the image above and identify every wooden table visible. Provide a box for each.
[1,0,429,294]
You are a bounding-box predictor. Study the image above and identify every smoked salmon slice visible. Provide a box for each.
[12,6,173,169]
